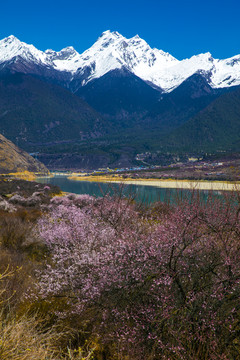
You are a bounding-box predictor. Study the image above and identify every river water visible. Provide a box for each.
[37,175,220,204]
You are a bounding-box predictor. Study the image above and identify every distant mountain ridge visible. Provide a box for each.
[1,31,240,93]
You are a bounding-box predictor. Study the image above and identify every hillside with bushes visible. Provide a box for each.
[0,184,239,359]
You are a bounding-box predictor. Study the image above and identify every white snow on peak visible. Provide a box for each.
[46,46,79,63]
[0,31,240,92]
[210,55,240,88]
[148,52,215,92]
[0,35,50,65]
[99,30,122,39]
[63,30,179,85]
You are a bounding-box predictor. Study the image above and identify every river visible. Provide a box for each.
[36,175,224,204]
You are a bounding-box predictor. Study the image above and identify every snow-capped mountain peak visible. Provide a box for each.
[99,30,122,38]
[0,35,49,65]
[2,35,20,44]
[0,31,240,92]
[46,46,79,62]
[72,31,180,86]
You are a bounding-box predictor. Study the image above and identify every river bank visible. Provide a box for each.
[68,174,240,191]
[0,171,52,182]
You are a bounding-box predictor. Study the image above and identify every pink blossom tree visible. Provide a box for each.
[36,193,240,359]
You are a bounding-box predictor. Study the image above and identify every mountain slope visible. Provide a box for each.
[76,72,225,135]
[0,133,48,173]
[0,73,104,151]
[165,86,240,152]
[141,73,224,133]
[76,67,161,124]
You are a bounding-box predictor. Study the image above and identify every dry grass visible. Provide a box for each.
[0,267,56,360]
[0,312,58,360]
[0,310,98,360]
[8,171,37,181]
[0,266,96,360]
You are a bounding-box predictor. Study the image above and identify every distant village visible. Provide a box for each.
[51,153,240,182]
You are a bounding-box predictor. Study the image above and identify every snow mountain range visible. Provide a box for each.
[0,30,240,170]
[1,30,240,93]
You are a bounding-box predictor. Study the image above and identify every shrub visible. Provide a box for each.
[0,208,43,251]
[36,192,240,359]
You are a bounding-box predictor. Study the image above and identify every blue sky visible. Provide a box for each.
[0,0,240,59]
